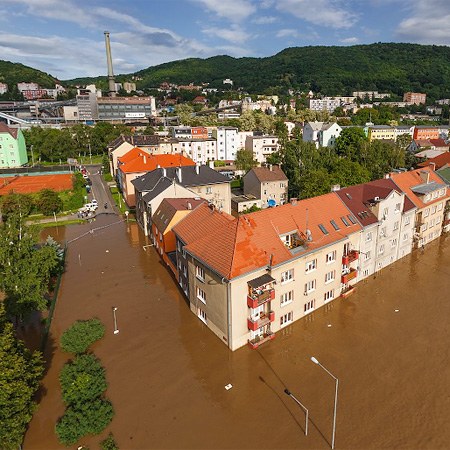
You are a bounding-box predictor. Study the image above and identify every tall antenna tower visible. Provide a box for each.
[104,31,117,97]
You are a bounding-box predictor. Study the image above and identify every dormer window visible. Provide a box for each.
[280,231,306,251]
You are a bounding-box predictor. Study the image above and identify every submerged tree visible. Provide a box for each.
[0,303,44,449]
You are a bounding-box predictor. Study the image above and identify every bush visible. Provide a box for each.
[101,433,119,450]
[36,189,63,215]
[60,319,105,354]
[60,354,107,406]
[55,399,114,445]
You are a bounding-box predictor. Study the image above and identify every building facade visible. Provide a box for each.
[0,123,27,168]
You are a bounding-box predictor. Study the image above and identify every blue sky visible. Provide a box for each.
[1,0,449,80]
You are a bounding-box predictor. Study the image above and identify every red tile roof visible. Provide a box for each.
[118,148,195,173]
[174,193,361,280]
[418,151,450,170]
[0,122,18,139]
[247,165,288,182]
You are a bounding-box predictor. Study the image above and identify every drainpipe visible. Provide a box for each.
[225,277,232,349]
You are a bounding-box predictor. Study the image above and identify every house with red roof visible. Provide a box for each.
[172,194,362,350]
[117,149,196,207]
[0,123,28,168]
[418,151,450,171]
[389,167,450,246]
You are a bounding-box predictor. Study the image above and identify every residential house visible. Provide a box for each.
[243,165,288,208]
[303,122,342,148]
[367,125,396,142]
[132,165,232,236]
[245,135,280,164]
[403,92,426,105]
[117,150,195,207]
[0,123,27,168]
[413,126,440,140]
[408,139,449,156]
[177,138,217,165]
[389,168,450,247]
[172,194,362,350]
[418,152,450,170]
[152,198,205,274]
[213,127,238,161]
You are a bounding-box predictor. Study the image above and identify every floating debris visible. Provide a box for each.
[225,384,233,390]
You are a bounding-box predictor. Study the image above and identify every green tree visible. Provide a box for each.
[60,318,105,354]
[0,303,44,450]
[175,104,194,126]
[235,149,257,173]
[0,215,59,318]
[101,433,119,450]
[396,133,412,149]
[298,168,332,199]
[335,127,367,160]
[55,398,114,446]
[36,189,63,216]
[0,193,33,220]
[60,354,107,406]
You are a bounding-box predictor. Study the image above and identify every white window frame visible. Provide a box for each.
[325,250,336,264]
[304,299,315,314]
[197,307,207,324]
[280,311,293,327]
[304,279,316,294]
[281,269,294,284]
[324,289,335,302]
[196,287,206,304]
[195,265,205,282]
[280,290,294,307]
[325,270,335,284]
[366,232,373,242]
[305,259,317,273]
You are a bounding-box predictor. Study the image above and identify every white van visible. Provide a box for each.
[84,203,98,212]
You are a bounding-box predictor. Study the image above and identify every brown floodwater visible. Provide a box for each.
[24,215,450,449]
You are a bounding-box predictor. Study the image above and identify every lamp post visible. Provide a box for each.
[112,307,119,334]
[284,388,309,436]
[311,357,338,450]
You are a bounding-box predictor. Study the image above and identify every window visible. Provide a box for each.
[197,307,207,324]
[304,300,315,314]
[403,233,408,241]
[341,216,350,226]
[324,289,334,302]
[280,290,294,307]
[318,224,329,235]
[378,244,385,255]
[383,208,389,217]
[347,214,357,224]
[196,287,206,304]
[196,266,205,281]
[206,187,212,194]
[281,269,294,284]
[393,221,399,231]
[330,220,340,231]
[436,216,442,224]
[437,202,443,211]
[424,208,430,218]
[404,216,410,225]
[304,279,316,294]
[440,189,446,196]
[431,205,437,214]
[364,251,371,260]
[366,232,373,242]
[391,239,397,248]
[325,270,335,284]
[305,259,317,273]
[280,311,293,327]
[395,203,401,213]
[326,250,336,263]
[380,227,386,237]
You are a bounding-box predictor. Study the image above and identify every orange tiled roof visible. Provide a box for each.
[389,168,449,209]
[118,148,195,173]
[418,152,450,170]
[174,193,361,280]
[0,122,19,139]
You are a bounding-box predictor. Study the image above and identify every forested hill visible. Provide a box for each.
[0,60,57,89]
[65,43,450,99]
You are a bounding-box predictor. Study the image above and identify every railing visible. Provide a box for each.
[247,289,275,308]
[247,311,275,331]
[248,330,275,349]
[342,250,359,265]
[341,268,358,284]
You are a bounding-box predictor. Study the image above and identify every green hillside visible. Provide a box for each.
[65,43,450,99]
[0,60,57,89]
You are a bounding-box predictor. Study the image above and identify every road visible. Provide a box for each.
[84,164,117,215]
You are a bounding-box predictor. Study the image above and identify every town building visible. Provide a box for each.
[303,122,342,147]
[413,126,440,141]
[0,83,8,94]
[0,123,28,168]
[308,97,341,113]
[367,125,396,142]
[132,165,231,236]
[177,138,217,165]
[172,194,362,350]
[245,135,280,164]
[389,168,450,248]
[403,92,427,105]
[213,127,238,161]
[76,91,99,121]
[243,165,288,208]
[117,150,195,207]
[231,194,262,217]
[97,96,156,121]
[123,82,137,93]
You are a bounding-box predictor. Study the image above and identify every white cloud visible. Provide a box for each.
[276,0,358,29]
[191,0,256,22]
[202,25,252,44]
[340,37,359,43]
[253,16,277,25]
[396,0,450,44]
[276,29,301,38]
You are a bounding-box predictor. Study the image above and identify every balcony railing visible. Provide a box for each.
[248,330,275,349]
[247,289,275,308]
[341,268,358,284]
[342,250,359,265]
[247,311,275,331]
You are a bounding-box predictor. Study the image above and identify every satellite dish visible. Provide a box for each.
[268,199,276,207]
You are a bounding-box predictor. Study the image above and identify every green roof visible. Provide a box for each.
[437,167,450,185]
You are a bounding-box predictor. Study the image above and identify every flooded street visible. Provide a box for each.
[24,215,450,449]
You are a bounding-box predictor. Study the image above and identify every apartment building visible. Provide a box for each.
[303,122,342,148]
[243,165,288,208]
[367,125,396,141]
[172,194,362,350]
[213,127,238,161]
[177,138,217,165]
[389,168,450,248]
[245,135,280,164]
[0,83,8,94]
[413,126,440,140]
[308,98,341,113]
[97,96,156,121]
[0,123,28,168]
[403,92,427,105]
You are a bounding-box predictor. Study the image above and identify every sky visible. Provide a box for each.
[0,0,449,80]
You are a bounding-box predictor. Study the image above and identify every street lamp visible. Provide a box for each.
[284,388,309,436]
[112,307,119,334]
[311,357,338,450]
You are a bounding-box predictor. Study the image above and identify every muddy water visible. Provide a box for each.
[24,216,450,449]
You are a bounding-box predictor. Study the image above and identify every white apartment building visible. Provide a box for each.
[0,83,8,94]
[213,127,238,161]
[178,138,217,165]
[245,135,280,164]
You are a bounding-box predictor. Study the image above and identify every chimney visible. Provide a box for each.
[195,164,200,175]
[269,164,273,171]
[429,162,436,171]
[187,201,192,210]
[209,160,215,169]
[177,166,182,183]
[290,198,298,206]
[104,31,116,97]
[143,154,147,164]
[162,167,166,177]
[419,170,430,184]
[331,184,340,192]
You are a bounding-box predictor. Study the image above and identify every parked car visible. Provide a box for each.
[84,203,98,212]
[91,199,98,205]
[82,173,89,179]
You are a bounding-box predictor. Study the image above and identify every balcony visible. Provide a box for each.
[342,250,359,265]
[341,285,357,299]
[443,218,450,227]
[247,289,275,308]
[341,268,358,284]
[248,331,275,349]
[247,311,275,331]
